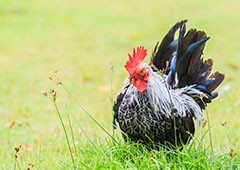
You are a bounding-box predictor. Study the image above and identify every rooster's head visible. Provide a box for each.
[125,46,149,92]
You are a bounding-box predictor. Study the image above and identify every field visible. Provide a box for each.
[0,0,240,169]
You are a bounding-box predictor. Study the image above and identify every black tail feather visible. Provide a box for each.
[151,20,187,71]
[173,23,225,108]
[152,20,225,108]
[207,72,225,92]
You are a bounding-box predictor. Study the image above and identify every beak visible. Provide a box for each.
[130,77,136,84]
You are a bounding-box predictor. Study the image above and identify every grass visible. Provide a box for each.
[0,0,240,169]
[48,141,239,169]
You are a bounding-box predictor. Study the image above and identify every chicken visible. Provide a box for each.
[113,20,225,148]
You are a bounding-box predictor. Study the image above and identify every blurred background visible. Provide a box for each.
[0,0,239,168]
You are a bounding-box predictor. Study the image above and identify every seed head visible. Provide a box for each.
[42,92,48,97]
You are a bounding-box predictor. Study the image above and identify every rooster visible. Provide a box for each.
[113,20,224,148]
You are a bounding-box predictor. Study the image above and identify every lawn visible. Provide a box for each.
[0,0,239,169]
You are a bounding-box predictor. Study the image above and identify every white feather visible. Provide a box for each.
[121,62,203,125]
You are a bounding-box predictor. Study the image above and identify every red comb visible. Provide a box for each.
[124,46,147,78]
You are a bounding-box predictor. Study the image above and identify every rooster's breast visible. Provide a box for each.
[116,91,171,143]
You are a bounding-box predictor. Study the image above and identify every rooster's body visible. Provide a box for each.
[113,20,224,147]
